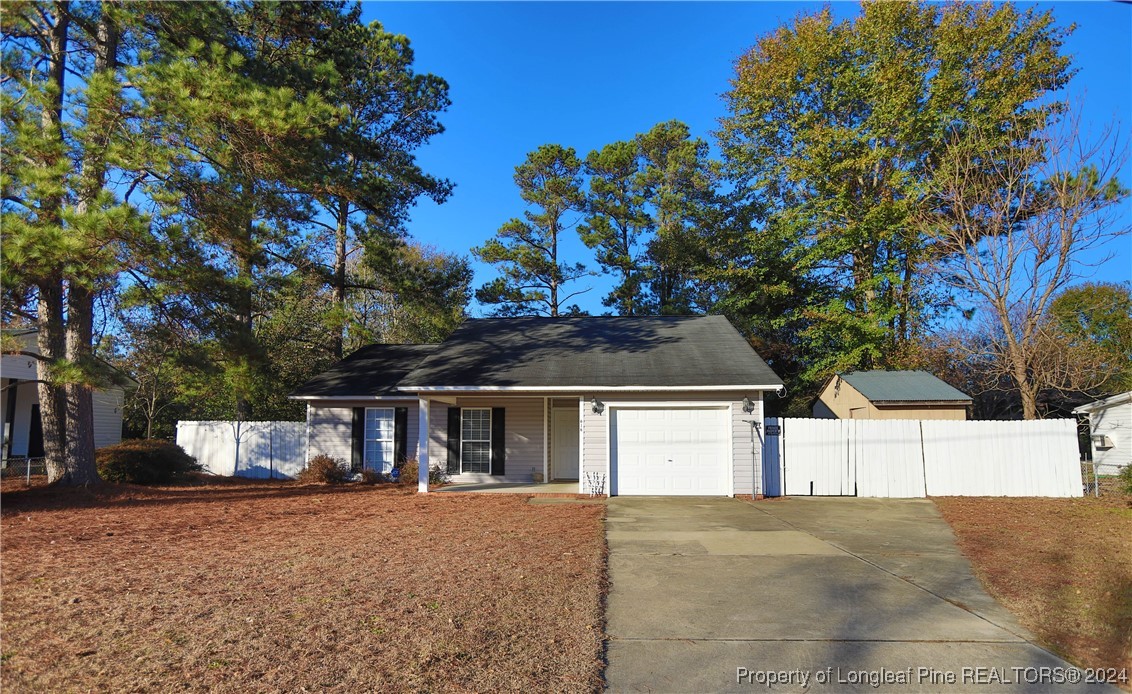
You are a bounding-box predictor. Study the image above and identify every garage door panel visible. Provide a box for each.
[611,407,730,496]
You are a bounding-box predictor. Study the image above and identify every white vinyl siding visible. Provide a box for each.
[1090,400,1131,474]
[307,401,418,464]
[581,391,763,496]
[364,408,395,472]
[92,389,125,449]
[427,397,544,483]
[460,408,491,473]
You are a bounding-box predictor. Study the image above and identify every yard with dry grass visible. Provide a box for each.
[1,478,607,692]
[935,495,1132,679]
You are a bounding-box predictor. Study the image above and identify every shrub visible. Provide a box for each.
[96,439,201,484]
[296,454,350,484]
[358,468,384,485]
[398,457,418,484]
[1118,464,1132,495]
[396,457,449,486]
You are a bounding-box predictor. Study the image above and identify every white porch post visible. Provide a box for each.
[542,396,549,483]
[417,396,430,493]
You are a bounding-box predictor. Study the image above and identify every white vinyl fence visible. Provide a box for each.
[763,418,1083,498]
[176,420,306,479]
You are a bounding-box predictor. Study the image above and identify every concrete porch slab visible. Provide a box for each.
[434,480,582,495]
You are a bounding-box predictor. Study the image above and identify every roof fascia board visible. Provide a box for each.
[1072,391,1132,413]
[874,400,974,406]
[287,395,417,401]
[396,385,782,393]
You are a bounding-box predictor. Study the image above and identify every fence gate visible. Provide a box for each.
[762,417,1082,498]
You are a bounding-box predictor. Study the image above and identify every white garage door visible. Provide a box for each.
[611,407,730,496]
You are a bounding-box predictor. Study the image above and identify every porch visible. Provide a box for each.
[415,395,586,491]
[435,480,582,495]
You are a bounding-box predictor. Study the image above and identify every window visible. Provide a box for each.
[460,408,491,474]
[364,408,395,473]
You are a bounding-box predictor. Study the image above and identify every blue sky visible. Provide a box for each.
[360,1,1132,316]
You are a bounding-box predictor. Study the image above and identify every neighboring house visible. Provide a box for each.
[1,329,129,461]
[1073,391,1131,475]
[291,316,784,496]
[813,370,972,420]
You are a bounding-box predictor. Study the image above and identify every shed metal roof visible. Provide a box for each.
[839,370,972,404]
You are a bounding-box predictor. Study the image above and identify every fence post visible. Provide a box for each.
[26,456,31,485]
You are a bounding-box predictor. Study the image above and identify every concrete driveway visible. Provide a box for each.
[604,497,1115,693]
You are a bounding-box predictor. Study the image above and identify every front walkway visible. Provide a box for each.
[603,497,1115,693]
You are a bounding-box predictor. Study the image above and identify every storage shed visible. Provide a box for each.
[813,370,971,420]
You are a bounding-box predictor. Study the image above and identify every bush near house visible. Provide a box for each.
[397,457,449,486]
[295,454,350,484]
[95,440,201,484]
[1118,465,1132,495]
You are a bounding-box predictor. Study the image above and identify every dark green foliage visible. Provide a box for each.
[95,440,202,485]
[716,1,1076,394]
[1050,283,1132,392]
[296,454,350,484]
[473,145,589,316]
[579,121,717,316]
[1118,465,1132,496]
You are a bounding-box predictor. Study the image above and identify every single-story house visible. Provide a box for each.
[812,370,971,420]
[1073,391,1131,476]
[1,328,129,461]
[290,315,784,496]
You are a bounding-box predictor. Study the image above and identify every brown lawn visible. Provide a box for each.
[0,479,607,692]
[934,495,1132,678]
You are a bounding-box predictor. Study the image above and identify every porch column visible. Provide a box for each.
[417,396,430,493]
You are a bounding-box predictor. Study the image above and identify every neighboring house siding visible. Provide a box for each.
[92,388,125,448]
[426,396,545,484]
[1091,401,1131,474]
[0,350,39,381]
[579,391,764,496]
[308,400,419,465]
[7,380,37,456]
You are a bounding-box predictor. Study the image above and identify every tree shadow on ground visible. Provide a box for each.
[0,476,420,515]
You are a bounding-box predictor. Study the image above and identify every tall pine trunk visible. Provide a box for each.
[61,8,121,485]
[64,286,99,484]
[38,2,71,483]
[331,196,349,359]
[37,285,69,481]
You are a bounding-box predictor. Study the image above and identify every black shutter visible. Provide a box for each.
[394,407,408,465]
[490,407,505,476]
[351,407,364,472]
[446,407,460,474]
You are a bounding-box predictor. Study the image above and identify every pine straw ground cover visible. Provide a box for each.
[934,496,1132,678]
[1,479,607,692]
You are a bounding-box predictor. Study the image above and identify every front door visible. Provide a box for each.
[552,408,579,480]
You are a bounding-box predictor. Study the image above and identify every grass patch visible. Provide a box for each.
[934,495,1132,676]
[1,479,606,691]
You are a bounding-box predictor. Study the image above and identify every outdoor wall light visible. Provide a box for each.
[591,398,605,415]
[742,396,755,414]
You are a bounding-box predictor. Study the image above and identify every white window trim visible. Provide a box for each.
[459,407,492,475]
[364,407,396,472]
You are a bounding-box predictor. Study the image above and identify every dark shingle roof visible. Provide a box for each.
[290,344,438,398]
[398,316,782,389]
[839,370,971,404]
